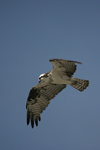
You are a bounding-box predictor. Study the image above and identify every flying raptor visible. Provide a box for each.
[26,59,89,128]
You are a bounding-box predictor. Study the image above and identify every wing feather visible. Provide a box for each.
[49,59,82,77]
[26,83,66,128]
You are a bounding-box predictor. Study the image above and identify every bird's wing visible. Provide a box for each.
[26,82,66,128]
[49,59,82,77]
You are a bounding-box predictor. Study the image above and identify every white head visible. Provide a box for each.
[38,73,48,83]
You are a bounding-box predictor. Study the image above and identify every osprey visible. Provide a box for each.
[26,59,89,128]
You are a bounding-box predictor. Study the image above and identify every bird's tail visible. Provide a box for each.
[71,78,89,92]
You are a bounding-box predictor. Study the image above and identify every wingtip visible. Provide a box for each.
[49,58,82,64]
[27,111,30,125]
[31,117,34,128]
[35,119,38,126]
[78,61,82,64]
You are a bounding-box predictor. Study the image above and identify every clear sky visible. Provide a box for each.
[0,0,100,150]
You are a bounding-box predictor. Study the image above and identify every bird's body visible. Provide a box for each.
[50,69,71,85]
[26,59,89,128]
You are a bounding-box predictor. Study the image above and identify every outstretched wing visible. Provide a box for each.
[26,83,66,128]
[49,59,82,77]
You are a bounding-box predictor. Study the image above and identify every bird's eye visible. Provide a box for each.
[39,78,41,83]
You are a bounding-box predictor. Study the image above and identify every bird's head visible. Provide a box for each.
[38,73,48,83]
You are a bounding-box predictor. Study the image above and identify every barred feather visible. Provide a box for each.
[71,78,89,91]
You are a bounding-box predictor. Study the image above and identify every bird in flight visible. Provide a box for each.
[26,59,89,128]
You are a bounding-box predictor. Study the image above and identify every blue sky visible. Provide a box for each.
[0,0,100,150]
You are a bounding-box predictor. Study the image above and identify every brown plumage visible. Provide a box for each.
[26,59,89,128]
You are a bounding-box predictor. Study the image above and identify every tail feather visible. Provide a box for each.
[71,78,89,92]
